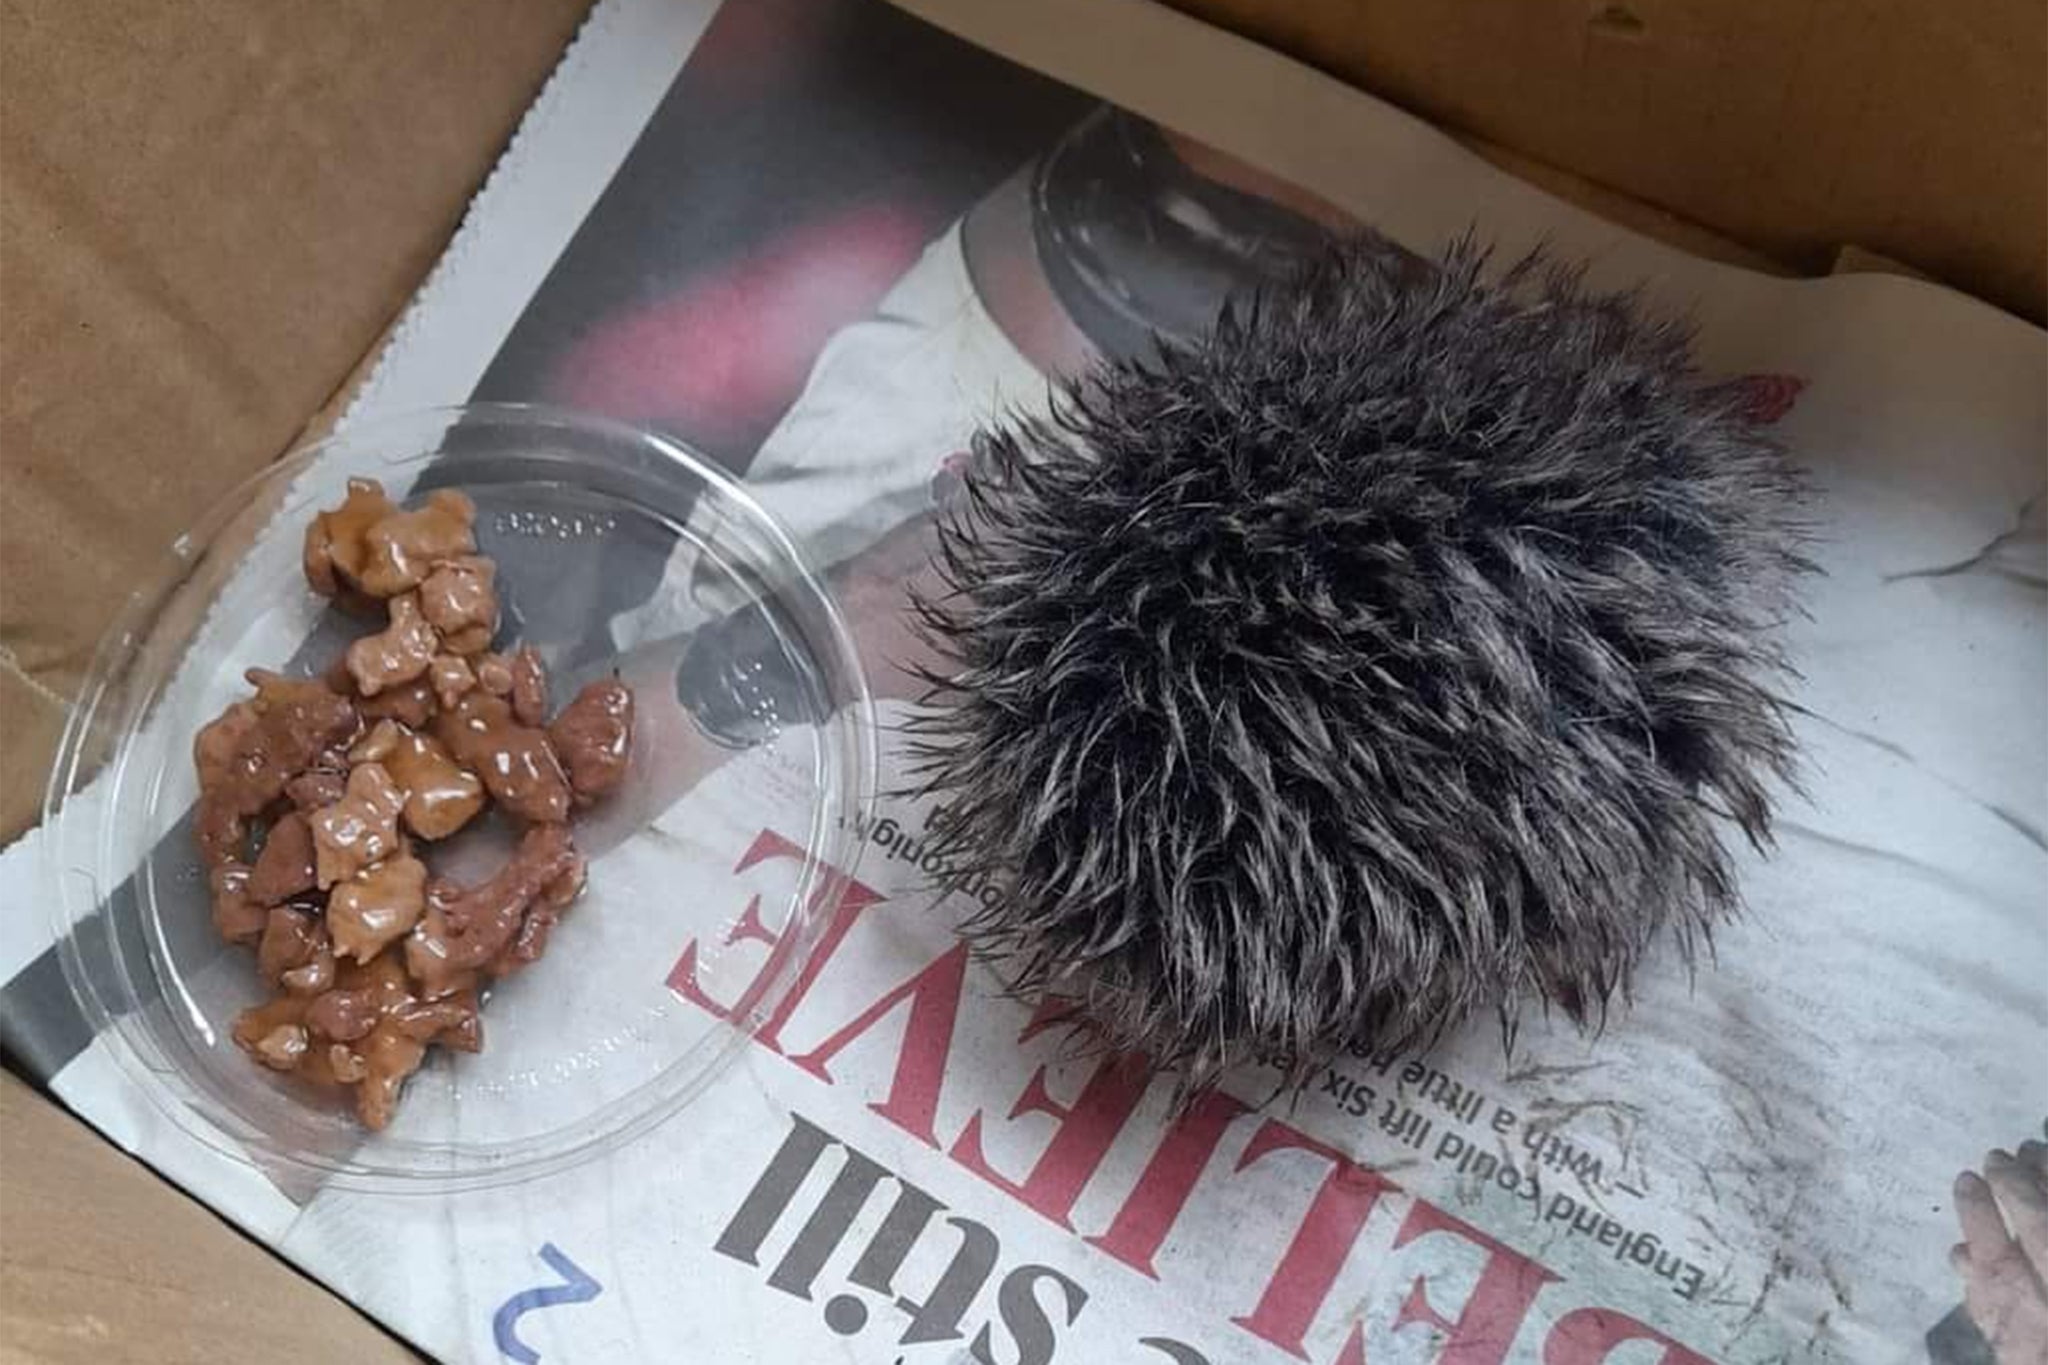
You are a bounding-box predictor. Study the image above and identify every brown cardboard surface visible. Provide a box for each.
[1451,131,1788,275]
[1166,0,2048,325]
[0,0,594,844]
[0,1071,422,1364]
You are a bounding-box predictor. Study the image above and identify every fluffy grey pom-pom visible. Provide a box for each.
[910,241,1810,1090]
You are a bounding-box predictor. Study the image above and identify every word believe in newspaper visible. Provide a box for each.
[668,815,1718,1364]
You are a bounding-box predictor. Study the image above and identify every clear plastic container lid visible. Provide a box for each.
[43,403,875,1192]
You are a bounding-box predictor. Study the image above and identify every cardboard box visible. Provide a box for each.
[1,1,2040,1359]
[2,5,587,1359]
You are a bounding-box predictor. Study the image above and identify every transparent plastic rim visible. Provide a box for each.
[42,402,879,1193]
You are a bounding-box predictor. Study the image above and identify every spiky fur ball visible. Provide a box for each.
[911,241,1809,1090]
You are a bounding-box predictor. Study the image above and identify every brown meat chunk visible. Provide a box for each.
[249,670,359,765]
[191,671,357,854]
[279,945,337,997]
[342,955,476,1045]
[234,944,477,1127]
[404,824,580,997]
[190,672,358,875]
[247,811,317,906]
[308,763,405,888]
[433,690,569,825]
[348,720,398,765]
[320,1045,370,1085]
[507,646,549,727]
[418,556,498,656]
[192,701,260,804]
[548,680,634,805]
[442,626,494,658]
[474,653,514,696]
[428,654,476,711]
[237,996,344,1077]
[285,767,349,812]
[410,880,479,998]
[357,490,477,598]
[356,676,437,729]
[380,724,486,840]
[423,989,483,1053]
[303,478,398,596]
[305,951,480,1130]
[327,851,428,963]
[234,1003,378,1117]
[494,850,587,976]
[346,592,439,697]
[352,717,485,839]
[354,1023,429,1131]
[304,990,378,1043]
[388,997,481,1043]
[256,906,326,987]
[195,798,250,871]
[251,1024,311,1072]
[191,699,260,867]
[303,951,411,1042]
[540,853,587,912]
[233,993,308,1048]
[304,520,340,597]
[250,667,353,721]
[209,863,267,944]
